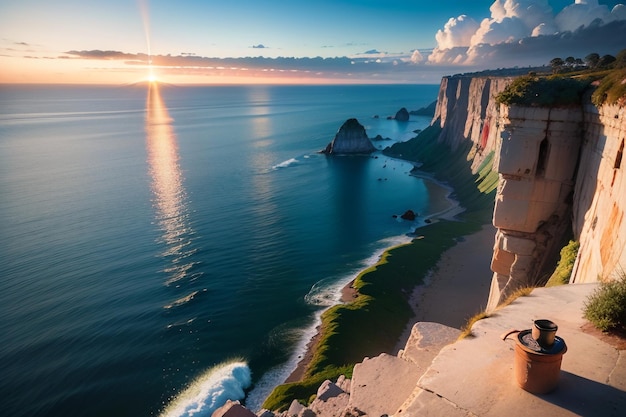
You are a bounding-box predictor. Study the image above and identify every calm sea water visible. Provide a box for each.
[0,83,443,417]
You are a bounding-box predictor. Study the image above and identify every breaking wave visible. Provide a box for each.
[304,235,411,307]
[159,360,252,417]
[272,158,298,169]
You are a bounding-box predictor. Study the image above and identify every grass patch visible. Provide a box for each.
[584,271,626,332]
[546,240,579,287]
[500,286,535,308]
[458,311,491,339]
[458,286,535,340]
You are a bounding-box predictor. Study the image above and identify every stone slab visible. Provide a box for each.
[414,283,626,417]
[348,353,420,417]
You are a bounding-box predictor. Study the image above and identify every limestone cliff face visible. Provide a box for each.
[432,76,512,172]
[571,104,626,284]
[488,105,584,308]
[431,75,626,309]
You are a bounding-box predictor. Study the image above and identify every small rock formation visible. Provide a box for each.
[394,107,410,122]
[322,118,376,154]
[212,400,257,417]
[371,134,392,142]
[409,100,437,117]
[400,210,416,221]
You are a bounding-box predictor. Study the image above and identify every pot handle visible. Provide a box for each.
[500,329,520,341]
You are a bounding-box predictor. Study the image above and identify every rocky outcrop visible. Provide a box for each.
[410,100,437,117]
[400,210,416,220]
[394,107,410,122]
[488,105,584,308]
[322,119,376,154]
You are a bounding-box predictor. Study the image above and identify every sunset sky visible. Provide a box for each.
[1,0,625,84]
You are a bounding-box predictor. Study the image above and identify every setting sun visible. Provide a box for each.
[147,66,158,83]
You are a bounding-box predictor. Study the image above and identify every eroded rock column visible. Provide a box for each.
[487,105,583,310]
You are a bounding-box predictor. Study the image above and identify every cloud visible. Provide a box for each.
[410,49,425,64]
[435,15,480,49]
[251,44,267,49]
[427,0,626,67]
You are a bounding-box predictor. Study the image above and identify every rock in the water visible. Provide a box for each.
[394,107,410,122]
[400,210,416,221]
[322,118,376,154]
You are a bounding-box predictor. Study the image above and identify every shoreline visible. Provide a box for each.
[280,218,495,387]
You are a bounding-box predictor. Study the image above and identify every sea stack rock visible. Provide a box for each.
[394,107,410,121]
[322,118,376,154]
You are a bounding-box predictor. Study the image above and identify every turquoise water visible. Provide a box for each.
[0,83,442,416]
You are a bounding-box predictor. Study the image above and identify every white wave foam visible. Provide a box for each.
[272,158,298,170]
[160,360,251,417]
[304,235,412,307]
[245,312,323,412]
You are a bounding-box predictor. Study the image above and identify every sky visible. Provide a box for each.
[1,0,625,84]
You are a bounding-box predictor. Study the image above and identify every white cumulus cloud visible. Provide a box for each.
[434,15,480,49]
[426,0,626,67]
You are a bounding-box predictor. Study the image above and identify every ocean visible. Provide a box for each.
[0,83,444,417]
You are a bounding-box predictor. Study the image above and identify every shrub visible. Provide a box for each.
[546,240,579,286]
[583,271,626,332]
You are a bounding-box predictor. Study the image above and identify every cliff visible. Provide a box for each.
[427,74,626,309]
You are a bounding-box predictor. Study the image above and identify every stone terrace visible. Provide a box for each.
[218,283,626,417]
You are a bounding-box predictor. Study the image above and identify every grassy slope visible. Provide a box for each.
[262,124,497,411]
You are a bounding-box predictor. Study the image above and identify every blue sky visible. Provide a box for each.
[1,0,625,84]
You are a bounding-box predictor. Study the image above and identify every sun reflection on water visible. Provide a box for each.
[145,82,196,286]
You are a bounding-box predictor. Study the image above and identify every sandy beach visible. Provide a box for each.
[285,222,496,383]
[394,222,496,352]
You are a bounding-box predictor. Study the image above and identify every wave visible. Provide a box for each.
[245,315,322,412]
[163,289,207,309]
[272,158,299,170]
[304,235,412,307]
[159,360,252,417]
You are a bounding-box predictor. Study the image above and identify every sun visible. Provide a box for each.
[146,64,158,83]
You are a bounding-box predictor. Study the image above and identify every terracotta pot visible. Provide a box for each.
[501,328,567,394]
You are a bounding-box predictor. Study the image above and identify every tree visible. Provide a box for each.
[550,57,565,73]
[599,54,616,68]
[565,56,576,66]
[585,52,600,68]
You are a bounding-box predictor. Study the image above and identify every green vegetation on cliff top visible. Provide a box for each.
[263,124,498,411]
[495,75,590,107]
[496,49,626,107]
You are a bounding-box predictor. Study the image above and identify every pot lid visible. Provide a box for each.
[517,329,567,355]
